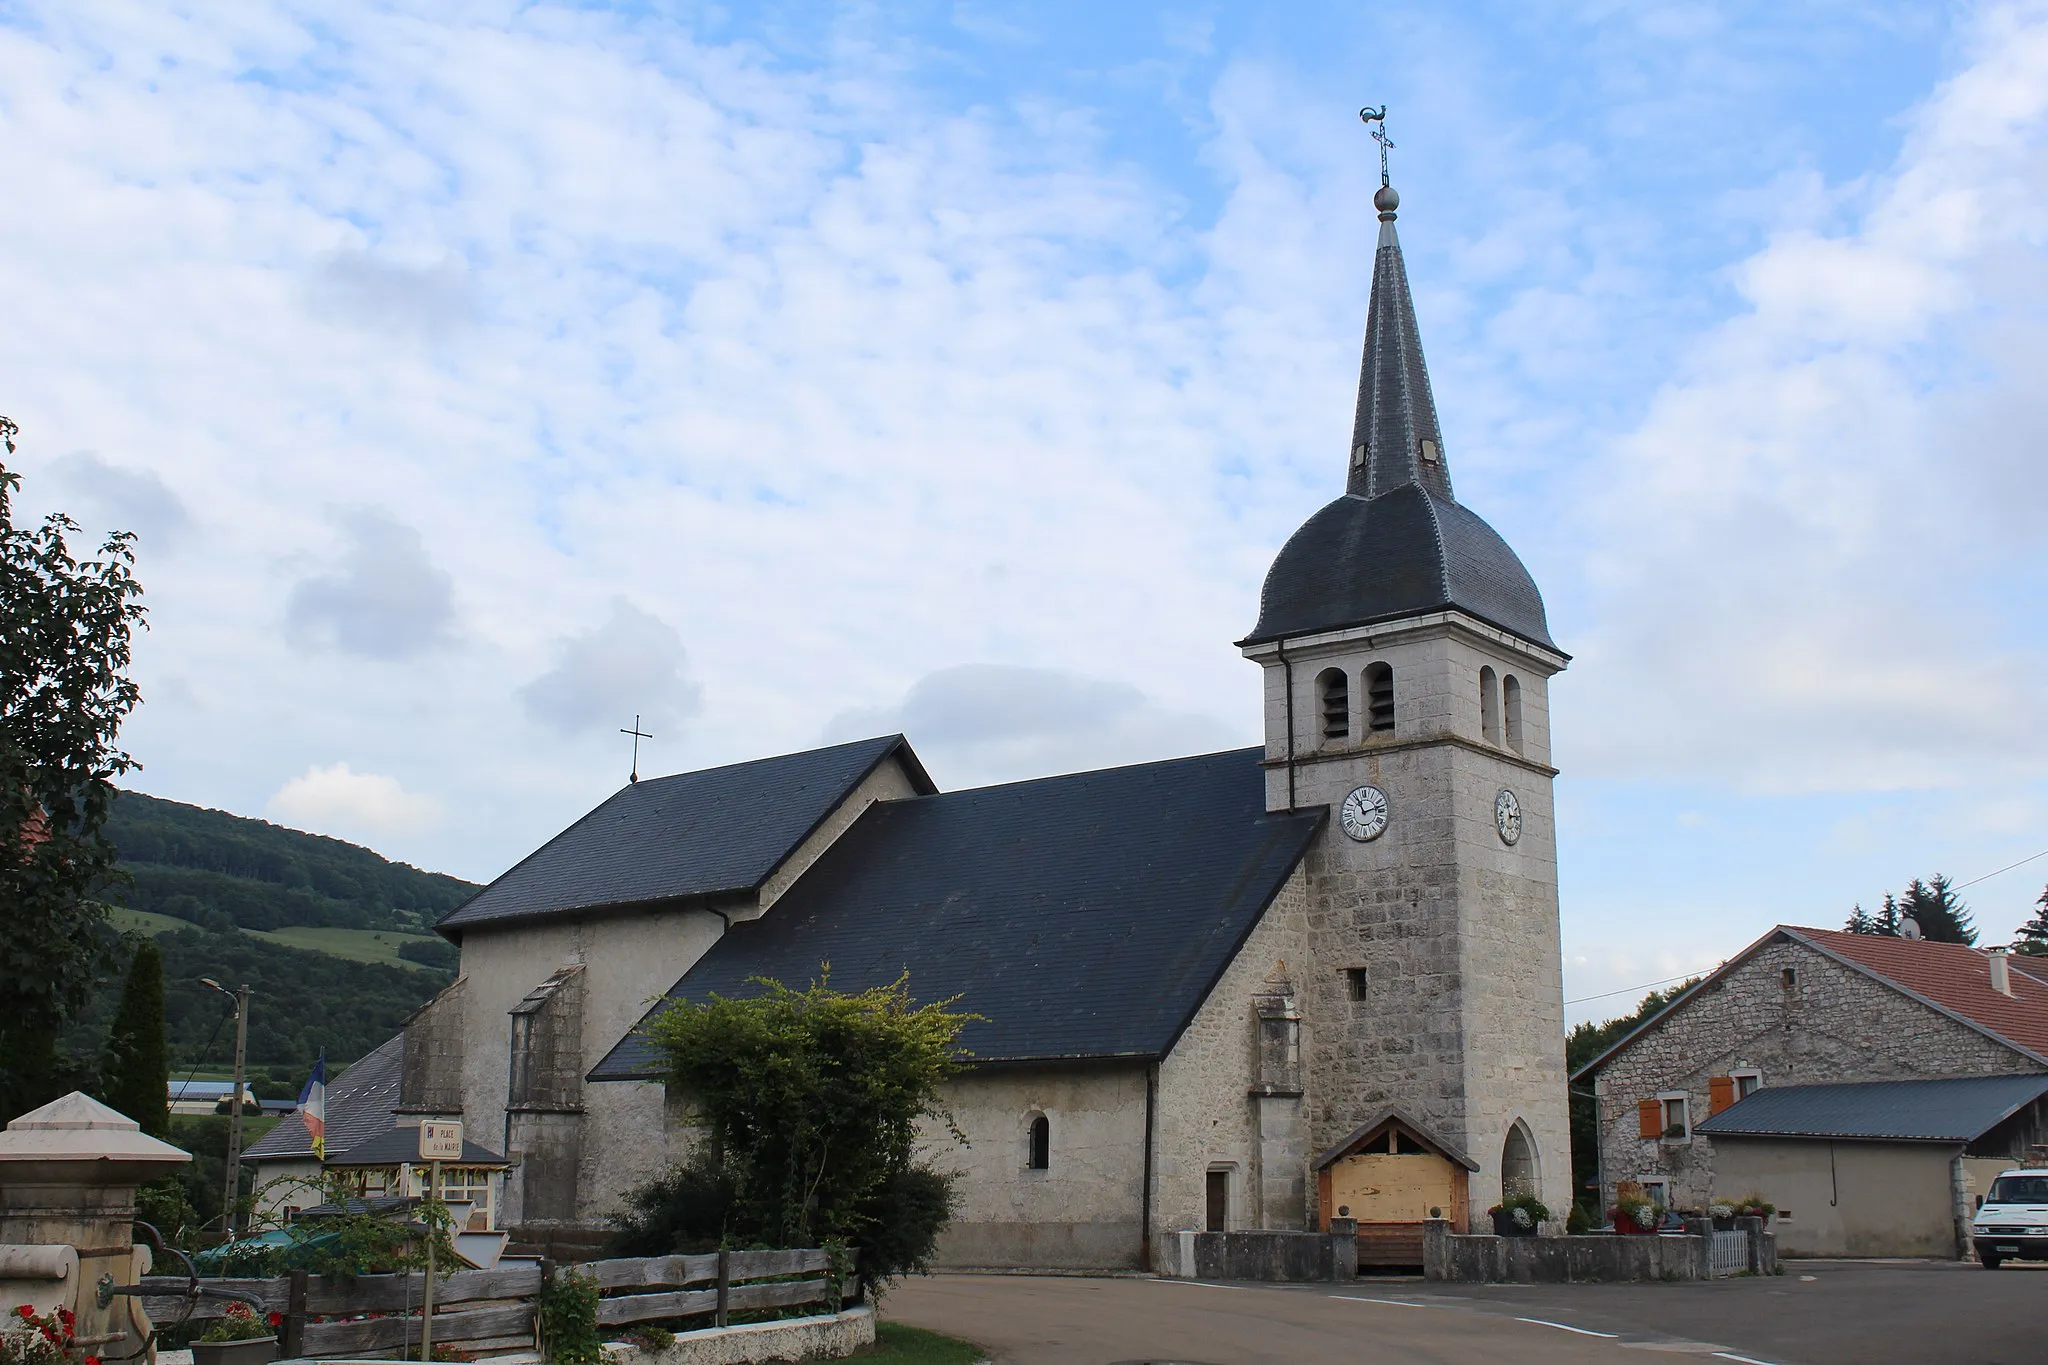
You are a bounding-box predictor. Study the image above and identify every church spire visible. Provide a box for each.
[1346,110,1451,503]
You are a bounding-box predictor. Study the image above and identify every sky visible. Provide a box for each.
[5,0,2048,1025]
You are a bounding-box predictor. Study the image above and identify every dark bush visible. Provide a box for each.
[606,1161,738,1256]
[853,1164,956,1283]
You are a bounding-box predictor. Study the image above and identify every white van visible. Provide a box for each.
[1971,1168,2048,1268]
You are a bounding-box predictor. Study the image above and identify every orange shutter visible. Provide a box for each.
[1708,1076,1736,1115]
[1637,1099,1662,1139]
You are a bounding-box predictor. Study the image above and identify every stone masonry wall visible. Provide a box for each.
[1255,614,1570,1230]
[1592,935,2044,1211]
[1151,865,1314,1267]
[399,977,466,1115]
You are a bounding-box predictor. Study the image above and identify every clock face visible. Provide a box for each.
[1495,788,1522,845]
[1339,785,1390,842]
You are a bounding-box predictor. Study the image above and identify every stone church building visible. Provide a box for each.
[400,175,1573,1270]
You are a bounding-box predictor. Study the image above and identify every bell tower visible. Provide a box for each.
[1238,137,1571,1228]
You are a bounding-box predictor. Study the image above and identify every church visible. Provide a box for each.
[398,169,1573,1271]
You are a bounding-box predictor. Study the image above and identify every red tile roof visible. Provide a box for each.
[1794,927,2048,1061]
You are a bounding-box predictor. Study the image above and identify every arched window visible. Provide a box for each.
[1479,666,1500,745]
[1316,668,1349,743]
[1364,663,1395,733]
[1503,675,1524,753]
[1027,1115,1050,1171]
[1501,1121,1538,1202]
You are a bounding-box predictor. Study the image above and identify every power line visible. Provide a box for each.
[1565,842,2048,1011]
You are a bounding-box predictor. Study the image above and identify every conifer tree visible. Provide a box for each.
[2013,887,2048,958]
[1897,874,1975,945]
[1845,903,1879,934]
[1877,893,1901,936]
[101,940,169,1136]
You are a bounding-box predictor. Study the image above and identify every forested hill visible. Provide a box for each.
[107,789,477,934]
[75,790,485,1071]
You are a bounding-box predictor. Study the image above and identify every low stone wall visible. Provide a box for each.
[1423,1219,1776,1284]
[603,1306,875,1365]
[1170,1229,1358,1281]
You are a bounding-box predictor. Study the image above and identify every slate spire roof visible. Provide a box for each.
[1241,180,1558,652]
[1350,185,1451,503]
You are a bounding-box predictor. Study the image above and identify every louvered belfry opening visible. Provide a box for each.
[1366,663,1395,733]
[1318,668,1350,742]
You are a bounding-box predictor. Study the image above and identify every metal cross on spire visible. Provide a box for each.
[1360,105,1393,187]
[620,714,653,783]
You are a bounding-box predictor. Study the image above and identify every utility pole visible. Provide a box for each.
[203,978,251,1237]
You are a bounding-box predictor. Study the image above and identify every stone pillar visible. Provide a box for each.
[0,1093,191,1360]
[1250,983,1305,1229]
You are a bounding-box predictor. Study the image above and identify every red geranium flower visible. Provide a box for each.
[267,1314,282,1328]
[13,1305,33,1320]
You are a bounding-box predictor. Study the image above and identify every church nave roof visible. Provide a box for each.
[589,747,1324,1078]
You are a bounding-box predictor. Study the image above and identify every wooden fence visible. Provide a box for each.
[137,1250,840,1358]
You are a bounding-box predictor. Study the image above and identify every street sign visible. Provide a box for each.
[419,1120,463,1161]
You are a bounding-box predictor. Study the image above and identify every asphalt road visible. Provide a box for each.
[884,1260,2047,1365]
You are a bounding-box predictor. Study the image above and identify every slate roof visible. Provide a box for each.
[1243,485,1556,650]
[1696,1075,2048,1143]
[242,1034,404,1162]
[1573,927,2048,1082]
[591,748,1325,1078]
[438,735,935,935]
[325,1127,508,1167]
[1240,200,1555,652]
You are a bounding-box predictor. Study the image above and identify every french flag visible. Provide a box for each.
[299,1053,327,1160]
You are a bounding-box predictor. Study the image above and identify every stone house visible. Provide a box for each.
[406,172,1576,1270]
[1574,927,2048,1222]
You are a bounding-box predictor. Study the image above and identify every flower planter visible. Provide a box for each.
[193,1335,278,1365]
[1490,1210,1538,1238]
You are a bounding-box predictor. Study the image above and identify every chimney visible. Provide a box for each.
[1990,947,2014,997]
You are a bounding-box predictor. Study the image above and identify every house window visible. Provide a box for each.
[1638,1178,1671,1209]
[1781,967,1797,990]
[1345,968,1369,1002]
[1657,1093,1691,1142]
[1479,666,1500,744]
[1316,669,1350,743]
[1205,1168,1230,1232]
[1503,675,1524,753]
[1027,1115,1050,1171]
[1733,1070,1762,1100]
[1365,663,1395,733]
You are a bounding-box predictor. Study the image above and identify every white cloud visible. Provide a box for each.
[826,663,1238,789]
[267,762,442,837]
[43,451,193,550]
[1567,1,2048,795]
[520,599,703,740]
[285,509,459,662]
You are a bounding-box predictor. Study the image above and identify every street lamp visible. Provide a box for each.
[200,978,251,1238]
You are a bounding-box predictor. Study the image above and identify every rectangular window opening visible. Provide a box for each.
[1781,967,1797,989]
[1346,968,1369,1002]
[1657,1094,1690,1142]
[1733,1071,1762,1100]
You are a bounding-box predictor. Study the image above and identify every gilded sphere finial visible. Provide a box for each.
[1374,183,1399,216]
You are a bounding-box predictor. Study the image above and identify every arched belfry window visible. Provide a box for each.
[1479,667,1501,745]
[1027,1115,1050,1171]
[1364,663,1394,734]
[1316,668,1349,744]
[1503,675,1524,754]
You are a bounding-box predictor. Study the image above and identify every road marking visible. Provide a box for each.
[1330,1296,1429,1308]
[1515,1317,1619,1338]
[1149,1280,1240,1290]
[1711,1355,1779,1365]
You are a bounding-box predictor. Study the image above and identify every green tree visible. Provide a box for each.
[632,973,972,1284]
[1897,874,1975,945]
[1565,980,1698,1218]
[0,417,148,1121]
[101,938,170,1135]
[1845,903,1879,934]
[2013,887,2048,958]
